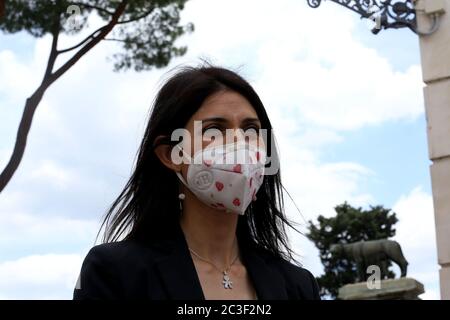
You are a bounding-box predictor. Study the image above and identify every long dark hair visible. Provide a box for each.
[99,64,299,262]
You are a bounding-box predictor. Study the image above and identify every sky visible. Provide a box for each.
[0,0,440,299]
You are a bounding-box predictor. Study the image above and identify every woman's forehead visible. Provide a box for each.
[193,91,258,120]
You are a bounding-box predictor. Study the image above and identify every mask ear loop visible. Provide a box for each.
[174,144,192,188]
[174,144,192,214]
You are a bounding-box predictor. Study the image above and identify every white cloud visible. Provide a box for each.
[393,186,436,251]
[29,160,76,189]
[281,153,376,277]
[0,254,83,299]
[0,49,42,99]
[0,210,98,249]
[180,0,424,131]
[392,186,439,299]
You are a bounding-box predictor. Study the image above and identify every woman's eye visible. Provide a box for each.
[244,126,260,132]
[202,125,223,133]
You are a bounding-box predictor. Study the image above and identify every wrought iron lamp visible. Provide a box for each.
[306,0,442,35]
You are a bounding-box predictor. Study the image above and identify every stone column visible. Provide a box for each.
[415,0,450,300]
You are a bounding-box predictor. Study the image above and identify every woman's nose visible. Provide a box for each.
[231,128,246,143]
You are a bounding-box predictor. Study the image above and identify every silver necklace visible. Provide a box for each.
[188,246,239,289]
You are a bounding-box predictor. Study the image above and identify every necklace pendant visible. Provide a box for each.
[222,271,233,289]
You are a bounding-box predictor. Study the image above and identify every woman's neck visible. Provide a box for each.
[179,191,240,268]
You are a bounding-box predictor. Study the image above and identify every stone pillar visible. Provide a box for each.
[415,0,450,300]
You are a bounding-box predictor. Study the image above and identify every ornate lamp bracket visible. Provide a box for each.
[306,0,441,35]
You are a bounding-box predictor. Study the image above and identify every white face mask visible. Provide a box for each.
[176,142,266,215]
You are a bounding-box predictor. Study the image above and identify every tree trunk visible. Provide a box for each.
[0,0,5,19]
[0,85,47,192]
[0,0,129,193]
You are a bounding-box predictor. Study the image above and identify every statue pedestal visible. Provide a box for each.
[338,278,425,300]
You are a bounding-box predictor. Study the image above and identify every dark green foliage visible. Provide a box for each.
[0,0,194,71]
[306,202,398,299]
[0,1,194,194]
[109,2,194,71]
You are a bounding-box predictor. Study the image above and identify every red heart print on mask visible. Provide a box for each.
[233,198,241,206]
[215,182,224,191]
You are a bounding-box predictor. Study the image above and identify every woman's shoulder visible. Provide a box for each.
[74,240,159,299]
[81,239,163,269]
[84,240,147,258]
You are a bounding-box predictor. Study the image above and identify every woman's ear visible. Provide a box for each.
[154,135,182,172]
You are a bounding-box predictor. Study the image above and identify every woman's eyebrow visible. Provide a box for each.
[201,117,261,125]
[241,117,261,125]
[201,117,229,124]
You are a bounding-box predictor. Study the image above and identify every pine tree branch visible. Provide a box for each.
[102,37,129,42]
[70,2,116,16]
[116,4,155,24]
[42,27,60,81]
[49,0,129,86]
[57,25,107,54]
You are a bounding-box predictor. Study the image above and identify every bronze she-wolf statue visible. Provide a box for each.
[330,239,409,282]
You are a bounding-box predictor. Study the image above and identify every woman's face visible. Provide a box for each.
[183,90,264,156]
[156,89,266,174]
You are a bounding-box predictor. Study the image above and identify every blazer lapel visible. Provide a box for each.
[154,226,205,300]
[240,243,289,300]
[153,223,289,300]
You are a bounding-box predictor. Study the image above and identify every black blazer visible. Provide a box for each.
[73,224,320,300]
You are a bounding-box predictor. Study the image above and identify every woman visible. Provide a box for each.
[73,65,320,300]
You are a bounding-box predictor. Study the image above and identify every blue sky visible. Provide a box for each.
[326,117,432,206]
[0,0,439,299]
